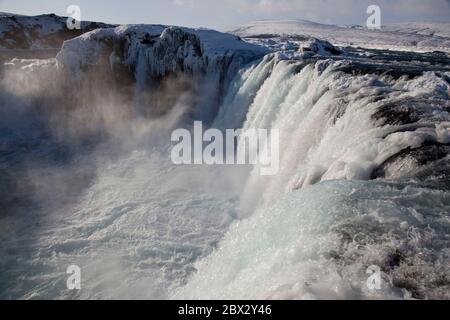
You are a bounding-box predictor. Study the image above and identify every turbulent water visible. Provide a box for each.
[0,29,449,299]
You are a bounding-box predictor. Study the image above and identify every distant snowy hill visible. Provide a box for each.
[382,21,450,38]
[0,13,114,50]
[230,20,450,53]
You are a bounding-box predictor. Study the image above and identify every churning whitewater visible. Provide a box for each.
[175,53,450,300]
[0,17,449,300]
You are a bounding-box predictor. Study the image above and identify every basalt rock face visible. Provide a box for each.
[0,13,114,50]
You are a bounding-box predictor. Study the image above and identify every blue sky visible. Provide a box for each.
[1,0,449,29]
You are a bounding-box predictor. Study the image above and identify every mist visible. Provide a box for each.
[0,18,271,298]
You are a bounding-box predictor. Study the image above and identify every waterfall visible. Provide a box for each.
[1,22,449,300]
[172,54,450,300]
[213,55,450,215]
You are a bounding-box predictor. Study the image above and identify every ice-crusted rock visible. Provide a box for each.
[56,24,268,79]
[0,13,114,50]
[55,24,269,122]
[299,38,342,56]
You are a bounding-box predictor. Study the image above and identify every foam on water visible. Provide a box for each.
[0,54,249,299]
[172,180,450,300]
[0,149,248,299]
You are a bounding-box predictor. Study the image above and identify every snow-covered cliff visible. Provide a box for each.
[0,13,114,50]
[56,24,268,78]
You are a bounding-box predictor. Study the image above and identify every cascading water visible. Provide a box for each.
[1,22,449,300]
[173,179,450,300]
[0,25,265,299]
[175,53,450,299]
[216,55,450,216]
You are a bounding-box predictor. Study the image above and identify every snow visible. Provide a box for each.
[231,19,450,53]
[382,21,450,39]
[0,14,64,40]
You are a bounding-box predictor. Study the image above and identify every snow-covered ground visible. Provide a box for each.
[230,19,450,53]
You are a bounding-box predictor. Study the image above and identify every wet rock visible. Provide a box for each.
[372,142,450,179]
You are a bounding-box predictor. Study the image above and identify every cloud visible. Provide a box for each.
[173,0,199,8]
